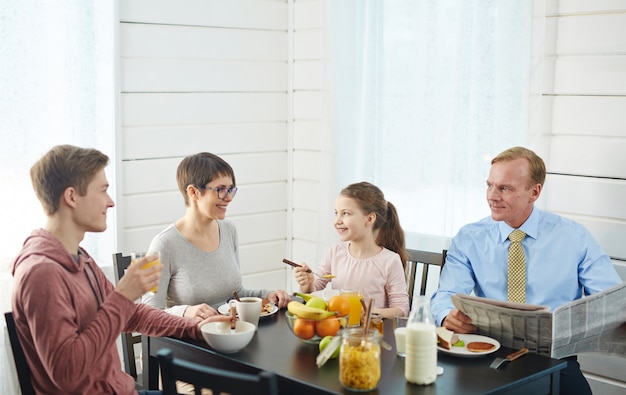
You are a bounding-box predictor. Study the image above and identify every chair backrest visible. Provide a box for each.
[5,312,36,395]
[112,253,142,388]
[405,249,447,310]
[158,348,279,395]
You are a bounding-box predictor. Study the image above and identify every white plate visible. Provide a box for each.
[217,303,279,318]
[437,334,500,357]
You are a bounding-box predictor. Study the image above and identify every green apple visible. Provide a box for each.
[319,336,340,359]
[305,296,327,310]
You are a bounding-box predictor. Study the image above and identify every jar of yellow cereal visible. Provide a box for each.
[339,328,381,391]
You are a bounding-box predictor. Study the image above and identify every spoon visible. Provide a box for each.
[282,258,334,279]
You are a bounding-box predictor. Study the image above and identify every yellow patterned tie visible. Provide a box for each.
[507,230,527,303]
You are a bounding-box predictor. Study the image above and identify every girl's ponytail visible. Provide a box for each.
[376,201,409,267]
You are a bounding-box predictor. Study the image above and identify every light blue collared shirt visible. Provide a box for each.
[431,207,622,326]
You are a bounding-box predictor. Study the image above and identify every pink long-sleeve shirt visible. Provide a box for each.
[313,242,410,316]
[11,229,200,394]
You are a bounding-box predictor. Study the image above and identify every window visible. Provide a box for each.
[0,3,115,261]
[328,0,541,248]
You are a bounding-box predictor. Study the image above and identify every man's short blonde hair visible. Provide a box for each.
[491,146,546,188]
[30,145,109,215]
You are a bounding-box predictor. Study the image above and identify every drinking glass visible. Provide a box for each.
[131,251,161,293]
[340,288,363,327]
[393,314,410,357]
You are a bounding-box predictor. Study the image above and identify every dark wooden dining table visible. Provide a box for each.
[142,309,567,394]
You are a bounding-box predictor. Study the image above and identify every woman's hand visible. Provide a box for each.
[185,303,218,320]
[293,263,315,293]
[267,290,291,308]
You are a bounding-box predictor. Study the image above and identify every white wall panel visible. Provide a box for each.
[239,241,289,273]
[123,158,179,194]
[231,212,287,245]
[228,153,289,184]
[121,93,287,126]
[548,136,626,178]
[550,96,626,137]
[122,123,287,159]
[233,183,287,215]
[122,59,287,92]
[121,0,287,30]
[552,56,626,95]
[293,180,320,211]
[242,270,290,293]
[555,13,626,55]
[293,91,325,119]
[294,120,326,150]
[291,239,319,263]
[120,24,287,61]
[543,175,626,220]
[122,226,169,254]
[293,150,322,180]
[292,210,319,241]
[122,192,184,228]
[294,0,323,29]
[293,60,324,90]
[293,30,324,59]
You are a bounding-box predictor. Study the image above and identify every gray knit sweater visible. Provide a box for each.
[142,220,269,316]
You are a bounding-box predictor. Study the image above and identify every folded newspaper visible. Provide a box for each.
[451,282,626,358]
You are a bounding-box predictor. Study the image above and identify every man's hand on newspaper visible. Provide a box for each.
[443,309,477,334]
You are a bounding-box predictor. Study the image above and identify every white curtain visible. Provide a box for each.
[326,0,544,250]
[0,1,116,261]
[0,2,115,392]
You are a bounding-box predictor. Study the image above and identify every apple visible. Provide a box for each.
[305,296,327,310]
[319,335,340,359]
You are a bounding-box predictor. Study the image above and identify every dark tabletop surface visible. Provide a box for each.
[147,308,567,394]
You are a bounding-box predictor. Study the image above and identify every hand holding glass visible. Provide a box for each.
[131,251,161,293]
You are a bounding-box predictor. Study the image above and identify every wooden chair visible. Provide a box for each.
[405,249,447,310]
[157,348,279,395]
[5,311,36,395]
[112,252,143,389]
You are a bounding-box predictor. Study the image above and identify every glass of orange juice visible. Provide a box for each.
[340,288,363,327]
[131,251,161,293]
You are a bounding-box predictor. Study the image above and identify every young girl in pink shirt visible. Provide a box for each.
[293,182,410,318]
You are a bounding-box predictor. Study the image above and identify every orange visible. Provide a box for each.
[315,317,341,337]
[327,295,351,317]
[293,318,315,339]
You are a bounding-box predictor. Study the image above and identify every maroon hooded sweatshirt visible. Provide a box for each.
[11,229,199,394]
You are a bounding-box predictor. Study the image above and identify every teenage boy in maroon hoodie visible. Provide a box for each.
[11,145,230,394]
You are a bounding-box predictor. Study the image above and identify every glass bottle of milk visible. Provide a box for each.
[404,296,437,385]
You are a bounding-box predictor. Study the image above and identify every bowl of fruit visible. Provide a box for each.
[285,294,351,344]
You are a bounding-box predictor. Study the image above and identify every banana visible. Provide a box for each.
[292,292,314,302]
[287,301,338,320]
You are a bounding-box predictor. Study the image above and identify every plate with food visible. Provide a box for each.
[436,327,500,357]
[217,300,279,318]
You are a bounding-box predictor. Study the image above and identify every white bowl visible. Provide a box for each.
[201,321,256,353]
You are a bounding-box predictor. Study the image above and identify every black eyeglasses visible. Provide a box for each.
[199,185,238,199]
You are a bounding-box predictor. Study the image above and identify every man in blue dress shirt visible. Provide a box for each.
[431,146,622,394]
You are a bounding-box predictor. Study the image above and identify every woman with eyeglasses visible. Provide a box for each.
[142,152,291,319]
